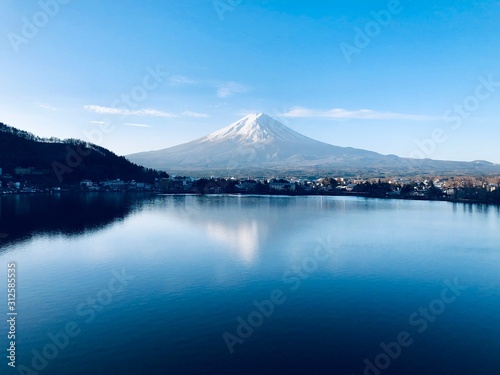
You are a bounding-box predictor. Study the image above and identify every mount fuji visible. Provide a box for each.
[126,113,499,177]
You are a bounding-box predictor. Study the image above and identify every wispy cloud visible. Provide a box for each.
[37,102,58,111]
[84,105,176,118]
[168,75,198,86]
[164,75,249,98]
[217,81,248,98]
[124,123,152,128]
[90,120,109,125]
[182,111,209,118]
[283,107,439,121]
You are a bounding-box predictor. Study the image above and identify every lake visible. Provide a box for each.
[1,193,499,374]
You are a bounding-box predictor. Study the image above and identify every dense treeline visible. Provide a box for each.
[187,177,500,204]
[0,122,168,186]
[2,122,499,204]
[347,180,500,203]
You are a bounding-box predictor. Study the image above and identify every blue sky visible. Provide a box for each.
[1,0,500,162]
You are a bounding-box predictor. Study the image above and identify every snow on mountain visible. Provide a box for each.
[126,113,500,176]
[203,113,315,144]
[127,113,382,172]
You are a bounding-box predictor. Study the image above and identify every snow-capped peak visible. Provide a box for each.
[202,113,309,144]
[125,111,399,173]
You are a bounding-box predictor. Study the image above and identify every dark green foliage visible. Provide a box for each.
[401,184,414,195]
[192,177,240,194]
[0,122,168,185]
[353,181,393,196]
[427,182,444,198]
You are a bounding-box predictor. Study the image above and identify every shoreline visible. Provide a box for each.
[2,189,500,206]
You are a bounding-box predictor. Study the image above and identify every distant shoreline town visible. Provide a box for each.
[2,170,500,205]
[2,120,500,205]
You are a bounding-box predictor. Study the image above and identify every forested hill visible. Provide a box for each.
[0,122,168,185]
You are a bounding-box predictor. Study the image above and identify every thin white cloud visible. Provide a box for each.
[90,120,109,125]
[217,82,248,98]
[168,75,198,86]
[84,105,176,118]
[37,102,58,111]
[124,123,152,128]
[283,107,439,121]
[182,111,209,118]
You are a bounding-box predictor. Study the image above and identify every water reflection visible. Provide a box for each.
[1,194,500,375]
[205,220,261,263]
[164,195,275,265]
[2,193,499,255]
[0,192,154,248]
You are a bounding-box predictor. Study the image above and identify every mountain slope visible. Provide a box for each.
[0,122,167,185]
[127,113,500,177]
[128,113,381,168]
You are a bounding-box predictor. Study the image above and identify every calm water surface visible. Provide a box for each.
[0,193,499,374]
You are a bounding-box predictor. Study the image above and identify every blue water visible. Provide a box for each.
[1,194,499,374]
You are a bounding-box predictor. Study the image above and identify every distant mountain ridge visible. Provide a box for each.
[0,122,166,185]
[127,113,500,177]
